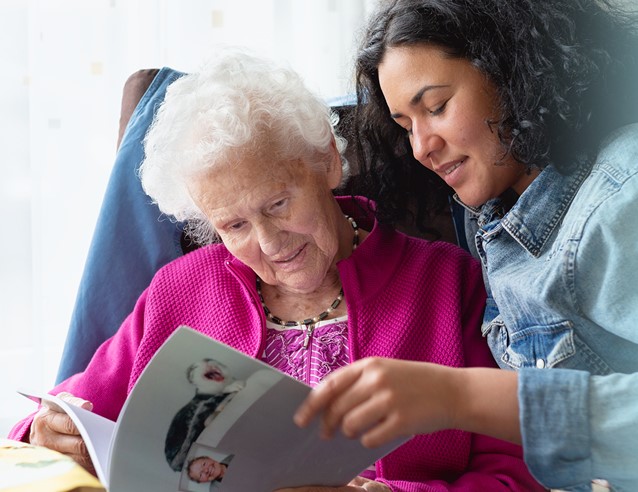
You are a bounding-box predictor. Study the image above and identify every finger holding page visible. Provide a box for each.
[293,359,368,437]
[56,391,94,411]
[294,358,405,442]
[348,476,391,491]
[295,358,457,449]
[30,391,96,474]
[274,476,391,492]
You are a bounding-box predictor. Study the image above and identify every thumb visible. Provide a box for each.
[55,391,94,411]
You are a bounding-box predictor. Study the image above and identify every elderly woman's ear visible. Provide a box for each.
[326,137,344,190]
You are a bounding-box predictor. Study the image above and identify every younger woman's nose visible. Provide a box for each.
[410,124,443,168]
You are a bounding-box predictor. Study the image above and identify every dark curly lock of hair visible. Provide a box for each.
[354,0,638,229]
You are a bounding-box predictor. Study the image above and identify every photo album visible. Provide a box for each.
[21,326,405,491]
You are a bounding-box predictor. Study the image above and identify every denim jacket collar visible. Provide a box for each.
[455,160,593,257]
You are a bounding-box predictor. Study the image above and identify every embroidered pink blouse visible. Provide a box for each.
[261,316,350,387]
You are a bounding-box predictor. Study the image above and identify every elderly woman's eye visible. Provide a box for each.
[271,198,288,211]
[229,221,246,231]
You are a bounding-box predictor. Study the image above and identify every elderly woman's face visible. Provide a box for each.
[190,151,346,294]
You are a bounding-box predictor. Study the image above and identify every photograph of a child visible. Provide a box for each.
[178,443,234,492]
[164,358,245,472]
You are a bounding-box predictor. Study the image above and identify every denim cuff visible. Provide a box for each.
[519,368,592,490]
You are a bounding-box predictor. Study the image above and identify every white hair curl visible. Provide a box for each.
[139,47,348,245]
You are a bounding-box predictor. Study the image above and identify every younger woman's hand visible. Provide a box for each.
[29,391,95,474]
[294,357,522,447]
[293,357,458,448]
[275,475,391,491]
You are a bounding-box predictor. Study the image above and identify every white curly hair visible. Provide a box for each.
[139,47,349,245]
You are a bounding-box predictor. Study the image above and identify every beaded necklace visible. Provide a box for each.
[256,215,359,327]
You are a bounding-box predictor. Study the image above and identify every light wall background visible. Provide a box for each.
[0,0,376,437]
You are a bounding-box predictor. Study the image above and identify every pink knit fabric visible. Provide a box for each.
[9,197,543,491]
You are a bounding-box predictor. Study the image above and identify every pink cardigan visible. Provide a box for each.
[10,197,542,491]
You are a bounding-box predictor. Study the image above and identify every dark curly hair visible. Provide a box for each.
[354,0,638,228]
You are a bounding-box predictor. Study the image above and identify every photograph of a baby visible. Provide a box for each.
[179,443,234,492]
[164,358,244,472]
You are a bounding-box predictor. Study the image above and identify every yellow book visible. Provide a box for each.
[0,439,105,492]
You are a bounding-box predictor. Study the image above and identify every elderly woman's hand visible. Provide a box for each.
[275,475,391,492]
[29,391,95,474]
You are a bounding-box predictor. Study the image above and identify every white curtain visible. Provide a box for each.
[0,0,375,436]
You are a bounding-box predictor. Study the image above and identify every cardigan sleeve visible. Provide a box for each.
[7,288,151,442]
[371,252,544,491]
[375,436,544,491]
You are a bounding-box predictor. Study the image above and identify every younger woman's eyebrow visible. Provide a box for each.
[390,84,449,119]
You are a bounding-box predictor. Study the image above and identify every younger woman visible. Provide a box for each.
[293,1,638,490]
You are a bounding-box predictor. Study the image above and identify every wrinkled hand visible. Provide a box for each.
[294,357,458,448]
[29,391,95,474]
[275,475,391,492]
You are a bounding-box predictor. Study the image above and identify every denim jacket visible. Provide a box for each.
[459,124,638,491]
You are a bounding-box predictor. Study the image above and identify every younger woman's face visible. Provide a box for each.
[378,44,538,207]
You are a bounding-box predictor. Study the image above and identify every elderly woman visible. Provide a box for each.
[9,50,542,490]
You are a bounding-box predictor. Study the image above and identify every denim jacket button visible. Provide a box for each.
[536,358,546,369]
